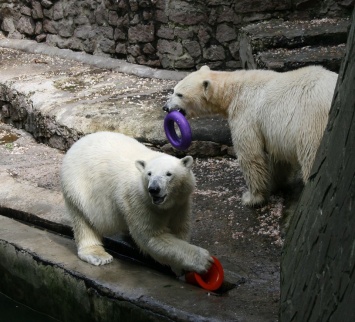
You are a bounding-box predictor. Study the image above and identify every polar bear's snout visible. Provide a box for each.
[148,179,167,205]
[163,102,186,115]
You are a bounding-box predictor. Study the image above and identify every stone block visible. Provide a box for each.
[32,1,44,19]
[216,6,238,23]
[203,45,225,61]
[16,16,35,35]
[255,45,346,72]
[216,23,237,42]
[174,26,194,39]
[197,26,211,45]
[129,0,139,11]
[57,19,74,38]
[20,6,32,17]
[168,1,206,25]
[95,3,109,26]
[43,19,57,34]
[74,15,90,26]
[43,7,53,19]
[156,26,174,40]
[182,40,201,58]
[174,53,195,69]
[99,38,116,54]
[1,17,16,33]
[40,0,53,9]
[127,44,141,56]
[156,9,168,23]
[108,10,119,26]
[157,39,183,56]
[234,0,290,13]
[97,26,114,40]
[239,18,350,70]
[128,23,154,43]
[36,34,47,42]
[35,21,43,35]
[143,43,155,54]
[74,26,96,40]
[53,2,64,20]
[114,28,126,40]
[115,42,127,54]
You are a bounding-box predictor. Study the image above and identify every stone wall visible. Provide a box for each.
[0,0,354,70]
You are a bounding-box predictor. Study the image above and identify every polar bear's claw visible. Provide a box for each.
[78,246,113,266]
[242,191,265,207]
[188,246,213,274]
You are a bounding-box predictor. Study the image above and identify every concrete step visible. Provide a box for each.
[255,44,346,72]
[239,18,350,71]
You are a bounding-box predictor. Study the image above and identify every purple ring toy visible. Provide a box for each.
[164,111,192,151]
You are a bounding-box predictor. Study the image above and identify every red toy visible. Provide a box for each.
[185,256,224,291]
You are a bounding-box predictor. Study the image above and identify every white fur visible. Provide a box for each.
[60,132,213,273]
[164,65,338,206]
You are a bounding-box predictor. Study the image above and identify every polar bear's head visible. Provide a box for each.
[163,65,217,118]
[135,155,195,208]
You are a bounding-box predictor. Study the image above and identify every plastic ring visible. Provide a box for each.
[185,256,224,291]
[164,111,192,151]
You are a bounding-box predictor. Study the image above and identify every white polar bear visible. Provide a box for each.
[163,65,338,206]
[60,131,213,274]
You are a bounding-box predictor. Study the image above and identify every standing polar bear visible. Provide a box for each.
[163,65,338,206]
[61,132,213,274]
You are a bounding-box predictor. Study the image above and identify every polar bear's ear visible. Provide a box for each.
[203,80,212,100]
[181,156,193,169]
[135,160,146,173]
[200,65,210,72]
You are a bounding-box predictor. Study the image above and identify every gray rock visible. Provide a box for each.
[167,1,206,25]
[216,23,237,43]
[128,23,154,43]
[203,45,226,61]
[40,0,53,9]
[31,1,43,19]
[16,16,35,36]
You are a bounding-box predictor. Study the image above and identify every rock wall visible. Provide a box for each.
[0,0,354,70]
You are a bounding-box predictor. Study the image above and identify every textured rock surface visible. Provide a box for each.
[0,40,232,156]
[239,18,350,71]
[0,0,353,70]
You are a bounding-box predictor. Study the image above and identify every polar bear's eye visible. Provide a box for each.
[176,93,183,98]
[147,171,152,176]
[166,172,172,177]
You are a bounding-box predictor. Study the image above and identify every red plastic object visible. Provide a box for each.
[185,256,224,291]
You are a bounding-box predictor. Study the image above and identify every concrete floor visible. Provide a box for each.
[0,39,285,321]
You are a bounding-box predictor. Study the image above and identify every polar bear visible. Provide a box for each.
[163,65,338,206]
[60,131,213,274]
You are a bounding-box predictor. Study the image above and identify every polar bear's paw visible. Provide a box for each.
[78,246,113,266]
[186,246,214,274]
[242,191,265,207]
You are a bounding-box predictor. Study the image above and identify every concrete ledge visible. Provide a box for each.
[0,216,218,322]
[0,38,189,81]
[0,41,232,156]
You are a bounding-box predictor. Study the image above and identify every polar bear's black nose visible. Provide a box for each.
[148,186,161,195]
[162,104,169,112]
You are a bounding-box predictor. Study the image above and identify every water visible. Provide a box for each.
[0,291,59,322]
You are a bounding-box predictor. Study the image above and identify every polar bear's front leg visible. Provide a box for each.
[69,207,113,266]
[238,151,271,207]
[134,232,213,275]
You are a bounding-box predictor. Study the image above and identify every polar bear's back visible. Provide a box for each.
[60,132,160,233]
[62,132,159,186]
[260,66,337,162]
[67,131,156,162]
